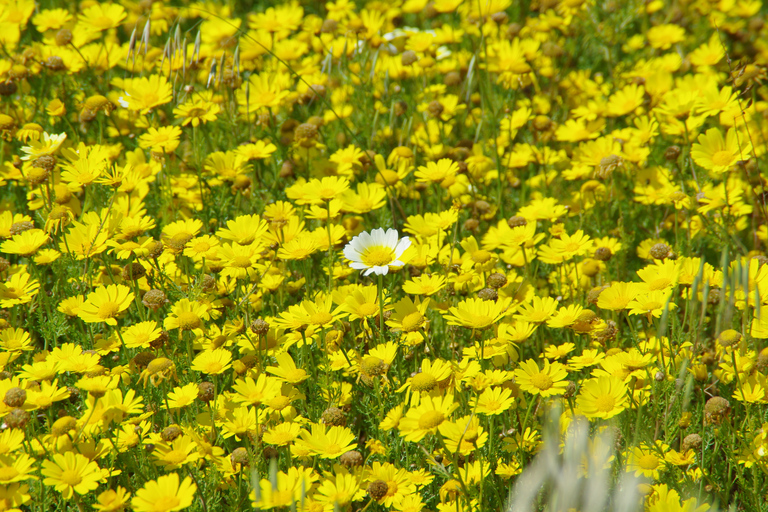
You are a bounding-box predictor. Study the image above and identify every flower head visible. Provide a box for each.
[343,228,411,276]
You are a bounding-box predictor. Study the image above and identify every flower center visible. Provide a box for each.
[205,362,223,374]
[638,454,659,470]
[164,451,187,464]
[97,302,121,319]
[472,250,492,263]
[402,312,425,332]
[411,373,437,392]
[177,312,201,330]
[710,150,733,167]
[418,410,445,430]
[595,395,615,412]
[0,467,19,482]
[530,372,553,390]
[358,303,378,317]
[153,496,181,512]
[362,246,395,267]
[232,256,252,268]
[310,312,333,325]
[269,396,291,410]
[60,469,82,486]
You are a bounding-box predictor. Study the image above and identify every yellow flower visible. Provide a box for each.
[138,126,182,154]
[191,348,233,375]
[691,127,751,174]
[443,297,511,330]
[0,272,40,308]
[398,395,458,442]
[77,284,134,326]
[296,423,357,459]
[41,452,102,499]
[173,99,220,127]
[472,386,516,415]
[117,75,173,114]
[78,3,127,32]
[266,352,308,384]
[164,299,210,333]
[0,229,48,256]
[131,473,196,512]
[576,376,628,419]
[513,359,568,397]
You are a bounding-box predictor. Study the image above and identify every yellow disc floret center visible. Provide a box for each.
[411,373,437,392]
[177,312,201,330]
[98,302,120,319]
[530,372,553,390]
[638,454,659,470]
[418,410,445,429]
[402,312,425,332]
[310,312,333,325]
[60,469,82,486]
[362,246,394,267]
[594,395,615,413]
[711,150,733,167]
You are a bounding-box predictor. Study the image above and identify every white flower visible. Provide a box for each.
[343,228,411,277]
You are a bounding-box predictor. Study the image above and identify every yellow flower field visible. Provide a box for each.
[0,0,766,511]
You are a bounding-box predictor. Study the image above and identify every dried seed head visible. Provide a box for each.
[250,318,270,335]
[717,329,742,348]
[230,447,249,466]
[401,50,418,66]
[477,287,498,301]
[45,56,65,71]
[201,274,216,291]
[33,155,57,171]
[5,408,29,429]
[340,450,363,467]
[463,218,480,232]
[649,243,671,260]
[664,145,681,161]
[704,396,730,425]
[0,82,17,96]
[594,247,613,261]
[367,480,389,501]
[25,166,50,186]
[132,351,156,369]
[491,11,509,24]
[55,29,73,46]
[682,433,703,451]
[122,262,146,281]
[10,221,34,236]
[3,387,26,408]
[146,240,164,259]
[444,71,461,86]
[321,407,346,427]
[427,100,444,117]
[150,330,169,350]
[142,289,167,311]
[161,425,183,442]
[321,19,338,33]
[198,382,215,402]
[487,272,507,289]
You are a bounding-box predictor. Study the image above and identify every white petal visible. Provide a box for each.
[394,237,411,257]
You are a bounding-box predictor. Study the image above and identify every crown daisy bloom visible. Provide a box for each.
[343,228,411,277]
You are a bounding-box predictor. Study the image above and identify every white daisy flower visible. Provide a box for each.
[343,228,411,277]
